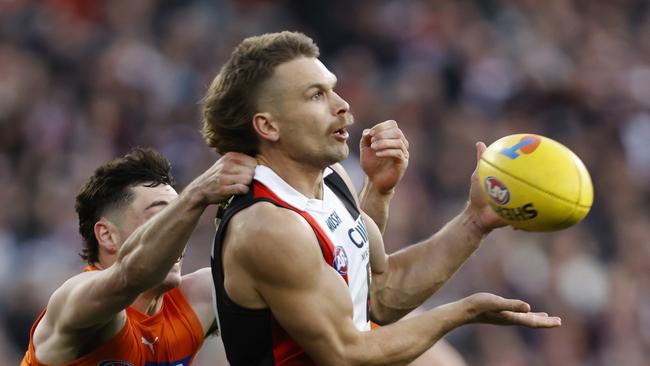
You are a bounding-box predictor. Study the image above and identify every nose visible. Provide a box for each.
[330,91,350,116]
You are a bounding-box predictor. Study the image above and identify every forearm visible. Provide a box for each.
[350,301,465,366]
[116,190,205,289]
[359,178,394,234]
[373,205,487,323]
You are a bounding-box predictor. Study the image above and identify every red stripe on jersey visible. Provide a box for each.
[254,181,351,366]
[253,182,347,284]
[270,316,314,365]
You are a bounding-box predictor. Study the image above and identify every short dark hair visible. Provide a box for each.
[202,31,320,155]
[75,147,175,264]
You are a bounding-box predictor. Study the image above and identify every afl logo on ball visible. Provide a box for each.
[333,246,349,275]
[484,176,510,205]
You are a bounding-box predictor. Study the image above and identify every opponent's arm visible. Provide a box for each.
[368,143,506,324]
[235,204,559,366]
[48,153,256,330]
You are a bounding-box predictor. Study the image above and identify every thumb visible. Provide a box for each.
[360,129,372,149]
[476,142,487,164]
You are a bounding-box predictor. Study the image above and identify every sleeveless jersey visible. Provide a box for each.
[211,166,371,366]
[21,268,205,366]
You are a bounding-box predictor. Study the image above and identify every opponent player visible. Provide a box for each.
[20,148,257,365]
[203,31,561,365]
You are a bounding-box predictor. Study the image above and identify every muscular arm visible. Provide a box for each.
[48,191,207,330]
[46,153,255,331]
[366,209,487,324]
[232,204,559,366]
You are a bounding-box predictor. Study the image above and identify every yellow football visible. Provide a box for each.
[478,134,593,231]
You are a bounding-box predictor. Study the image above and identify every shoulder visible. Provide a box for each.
[329,163,360,205]
[180,267,212,299]
[43,271,102,326]
[227,201,324,284]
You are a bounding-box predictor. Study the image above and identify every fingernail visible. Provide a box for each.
[363,129,370,135]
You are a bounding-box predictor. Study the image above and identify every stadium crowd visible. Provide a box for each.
[1,0,649,364]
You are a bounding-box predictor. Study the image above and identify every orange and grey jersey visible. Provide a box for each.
[211,166,371,366]
[21,269,205,366]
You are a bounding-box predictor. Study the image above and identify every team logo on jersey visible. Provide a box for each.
[484,176,510,205]
[98,361,134,366]
[499,135,541,159]
[332,246,349,275]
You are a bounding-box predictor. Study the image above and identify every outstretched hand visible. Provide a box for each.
[467,142,506,233]
[462,292,561,328]
[360,120,409,195]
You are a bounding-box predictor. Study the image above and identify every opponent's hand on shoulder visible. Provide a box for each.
[185,152,256,206]
[360,120,409,195]
[460,292,561,328]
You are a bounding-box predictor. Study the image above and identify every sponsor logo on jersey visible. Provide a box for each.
[347,218,368,249]
[144,355,192,366]
[499,135,541,159]
[332,246,349,275]
[484,176,510,205]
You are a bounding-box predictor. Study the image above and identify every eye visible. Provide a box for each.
[311,91,324,101]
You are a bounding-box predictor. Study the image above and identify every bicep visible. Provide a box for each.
[48,267,137,330]
[238,209,364,365]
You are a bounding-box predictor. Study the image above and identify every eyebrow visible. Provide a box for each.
[145,200,170,210]
[304,77,338,92]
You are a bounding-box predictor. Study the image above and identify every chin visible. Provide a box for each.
[161,265,182,289]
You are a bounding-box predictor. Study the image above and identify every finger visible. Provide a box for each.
[368,120,398,135]
[475,142,487,162]
[499,311,562,328]
[219,183,250,197]
[220,173,255,187]
[370,138,407,151]
[223,152,258,168]
[360,129,372,148]
[495,298,530,313]
[375,149,408,160]
[370,127,403,140]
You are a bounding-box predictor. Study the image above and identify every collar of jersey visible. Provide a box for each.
[254,165,333,212]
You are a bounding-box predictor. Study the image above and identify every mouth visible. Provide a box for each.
[333,127,349,141]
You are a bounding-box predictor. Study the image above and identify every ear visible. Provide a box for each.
[252,112,280,142]
[94,219,120,255]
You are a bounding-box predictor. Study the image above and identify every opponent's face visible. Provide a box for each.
[261,57,353,168]
[118,184,183,288]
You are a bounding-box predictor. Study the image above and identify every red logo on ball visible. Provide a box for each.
[484,176,510,205]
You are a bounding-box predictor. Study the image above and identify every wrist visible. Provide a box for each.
[461,205,491,239]
[183,184,209,210]
[432,300,470,331]
[363,179,396,198]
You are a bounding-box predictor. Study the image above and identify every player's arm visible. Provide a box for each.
[367,143,507,324]
[179,268,219,336]
[234,204,559,366]
[46,153,256,331]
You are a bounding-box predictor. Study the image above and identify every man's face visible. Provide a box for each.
[261,57,354,168]
[116,183,182,288]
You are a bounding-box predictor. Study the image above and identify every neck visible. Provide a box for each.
[131,286,168,315]
[256,154,325,199]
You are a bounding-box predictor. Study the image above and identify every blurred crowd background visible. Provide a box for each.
[1,0,650,365]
